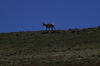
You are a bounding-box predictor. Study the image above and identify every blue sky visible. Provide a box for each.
[0,0,100,32]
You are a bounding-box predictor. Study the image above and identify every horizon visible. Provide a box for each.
[0,0,100,32]
[0,25,99,33]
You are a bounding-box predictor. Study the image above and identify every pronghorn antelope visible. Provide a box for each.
[42,23,55,31]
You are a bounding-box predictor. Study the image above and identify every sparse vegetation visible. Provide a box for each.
[0,27,100,66]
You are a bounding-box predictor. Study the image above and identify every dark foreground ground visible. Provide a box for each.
[0,27,100,66]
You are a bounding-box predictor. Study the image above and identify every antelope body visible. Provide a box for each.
[43,23,55,31]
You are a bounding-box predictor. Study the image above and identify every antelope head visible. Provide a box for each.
[42,22,46,26]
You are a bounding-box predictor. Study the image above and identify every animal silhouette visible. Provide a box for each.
[42,23,55,31]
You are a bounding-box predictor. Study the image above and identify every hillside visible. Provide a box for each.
[0,27,100,66]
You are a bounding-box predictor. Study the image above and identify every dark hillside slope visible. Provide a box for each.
[0,27,100,66]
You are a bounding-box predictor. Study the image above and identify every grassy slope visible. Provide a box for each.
[0,27,100,66]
